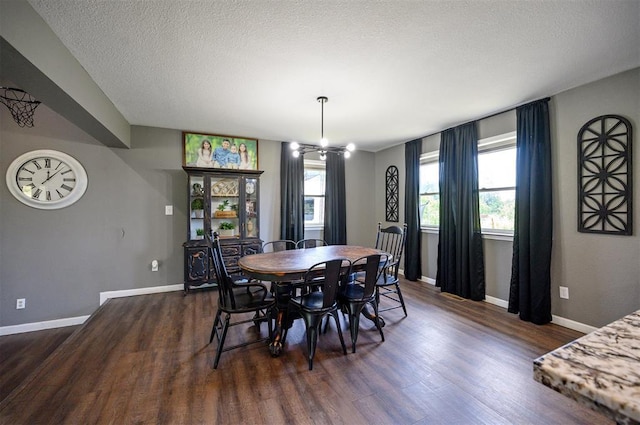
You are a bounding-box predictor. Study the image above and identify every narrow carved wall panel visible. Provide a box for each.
[578,114,633,235]
[385,165,399,222]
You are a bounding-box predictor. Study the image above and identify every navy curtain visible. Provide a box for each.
[404,138,422,280]
[436,122,485,300]
[508,98,553,325]
[280,142,304,242]
[324,153,347,244]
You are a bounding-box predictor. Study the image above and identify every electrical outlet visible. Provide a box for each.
[151,260,159,272]
[16,298,25,309]
[559,286,569,299]
[165,205,173,215]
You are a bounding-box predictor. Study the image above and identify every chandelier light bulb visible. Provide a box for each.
[290,141,300,150]
[346,143,355,152]
[344,151,351,159]
[319,152,327,161]
[292,150,300,158]
[320,137,328,147]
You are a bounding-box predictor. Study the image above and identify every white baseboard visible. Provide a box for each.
[551,315,597,334]
[485,295,509,309]
[1,284,185,336]
[421,276,436,285]
[0,315,90,336]
[99,283,184,305]
[413,275,594,334]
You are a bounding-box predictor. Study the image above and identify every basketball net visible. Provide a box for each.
[0,87,41,127]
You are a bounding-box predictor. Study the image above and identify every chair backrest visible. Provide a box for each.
[352,253,389,299]
[296,239,328,249]
[262,240,296,253]
[207,233,238,309]
[374,223,407,277]
[304,258,351,309]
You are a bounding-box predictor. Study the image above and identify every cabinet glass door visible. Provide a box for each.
[244,177,259,239]
[210,176,240,239]
[188,175,205,240]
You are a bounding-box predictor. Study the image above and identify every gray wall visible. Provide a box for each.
[551,68,639,326]
[375,67,640,327]
[0,105,377,326]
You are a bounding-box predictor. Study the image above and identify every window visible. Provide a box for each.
[419,152,440,227]
[478,133,516,232]
[304,160,325,227]
[419,132,516,233]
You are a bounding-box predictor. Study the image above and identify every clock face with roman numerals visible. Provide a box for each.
[5,150,88,209]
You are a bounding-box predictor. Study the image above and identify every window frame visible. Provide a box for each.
[419,151,440,230]
[477,132,516,236]
[303,159,326,230]
[419,131,517,238]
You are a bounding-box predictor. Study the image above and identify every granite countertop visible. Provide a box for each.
[534,310,640,425]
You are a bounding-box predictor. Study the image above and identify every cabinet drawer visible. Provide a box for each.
[242,243,262,256]
[221,245,241,257]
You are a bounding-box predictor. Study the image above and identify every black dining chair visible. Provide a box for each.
[262,240,296,253]
[207,234,275,369]
[338,254,387,353]
[374,223,408,316]
[282,258,349,370]
[295,239,328,249]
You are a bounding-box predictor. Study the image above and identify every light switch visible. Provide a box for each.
[165,205,173,215]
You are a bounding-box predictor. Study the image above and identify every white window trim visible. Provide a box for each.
[419,156,439,230]
[420,227,513,242]
[478,131,516,152]
[304,159,326,227]
[305,224,324,231]
[305,159,326,169]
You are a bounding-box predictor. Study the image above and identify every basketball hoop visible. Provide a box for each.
[0,87,41,127]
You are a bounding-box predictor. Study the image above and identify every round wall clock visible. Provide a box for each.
[5,149,88,210]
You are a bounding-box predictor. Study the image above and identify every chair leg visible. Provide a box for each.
[301,312,323,370]
[209,308,222,343]
[267,307,274,341]
[331,310,347,355]
[347,302,362,353]
[395,282,408,316]
[371,300,385,342]
[213,314,231,369]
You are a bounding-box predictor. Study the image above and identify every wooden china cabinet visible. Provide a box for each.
[182,166,263,293]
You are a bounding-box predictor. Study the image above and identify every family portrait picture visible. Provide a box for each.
[183,132,258,170]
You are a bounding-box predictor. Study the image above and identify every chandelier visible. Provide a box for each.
[290,96,355,160]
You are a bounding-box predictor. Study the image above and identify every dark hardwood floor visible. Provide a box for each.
[0,325,79,401]
[0,279,611,424]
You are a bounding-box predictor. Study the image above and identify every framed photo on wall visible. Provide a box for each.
[183,132,258,170]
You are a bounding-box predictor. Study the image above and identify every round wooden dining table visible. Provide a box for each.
[237,245,388,356]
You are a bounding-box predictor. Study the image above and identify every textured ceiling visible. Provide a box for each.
[27,0,640,152]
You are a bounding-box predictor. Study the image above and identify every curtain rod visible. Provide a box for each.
[414,97,551,141]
